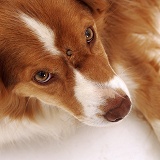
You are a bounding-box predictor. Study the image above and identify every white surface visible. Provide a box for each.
[0,110,160,160]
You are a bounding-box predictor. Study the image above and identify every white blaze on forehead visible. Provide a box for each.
[20,13,60,55]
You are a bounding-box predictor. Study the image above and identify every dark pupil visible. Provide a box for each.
[38,71,47,79]
[85,29,91,38]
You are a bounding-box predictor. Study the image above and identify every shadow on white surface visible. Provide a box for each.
[0,110,160,160]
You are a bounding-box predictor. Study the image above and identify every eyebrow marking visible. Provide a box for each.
[20,13,60,55]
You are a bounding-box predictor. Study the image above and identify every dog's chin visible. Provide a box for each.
[77,116,125,127]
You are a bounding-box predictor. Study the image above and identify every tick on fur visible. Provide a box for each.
[66,49,73,56]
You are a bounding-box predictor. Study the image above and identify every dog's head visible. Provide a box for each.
[0,0,131,126]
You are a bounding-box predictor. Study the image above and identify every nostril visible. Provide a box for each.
[104,95,131,122]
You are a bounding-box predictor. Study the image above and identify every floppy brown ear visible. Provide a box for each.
[0,77,9,118]
[79,0,108,16]
[0,56,8,115]
[0,52,13,117]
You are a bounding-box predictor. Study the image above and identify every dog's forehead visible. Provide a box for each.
[17,0,91,28]
[17,0,92,54]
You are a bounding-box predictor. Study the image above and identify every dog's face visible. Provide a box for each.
[0,0,131,126]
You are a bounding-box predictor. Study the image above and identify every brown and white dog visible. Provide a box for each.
[0,0,159,146]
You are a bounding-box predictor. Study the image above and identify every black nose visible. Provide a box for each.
[104,95,131,122]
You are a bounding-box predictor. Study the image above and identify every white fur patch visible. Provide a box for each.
[74,70,131,126]
[107,76,131,98]
[0,105,76,146]
[131,32,160,75]
[20,13,60,55]
[151,120,160,141]
[74,70,105,126]
[132,11,160,62]
[115,64,139,97]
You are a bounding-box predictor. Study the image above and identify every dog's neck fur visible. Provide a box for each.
[0,102,76,146]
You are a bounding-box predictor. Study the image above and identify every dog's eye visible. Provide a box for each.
[85,27,94,43]
[34,71,52,84]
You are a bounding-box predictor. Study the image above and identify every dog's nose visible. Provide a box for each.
[104,95,131,122]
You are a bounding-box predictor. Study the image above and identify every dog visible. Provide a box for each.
[0,0,159,146]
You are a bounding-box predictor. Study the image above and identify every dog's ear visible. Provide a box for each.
[0,51,13,112]
[79,0,108,16]
[0,54,8,109]
[0,62,9,118]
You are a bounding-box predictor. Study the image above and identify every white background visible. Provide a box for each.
[1,110,160,160]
